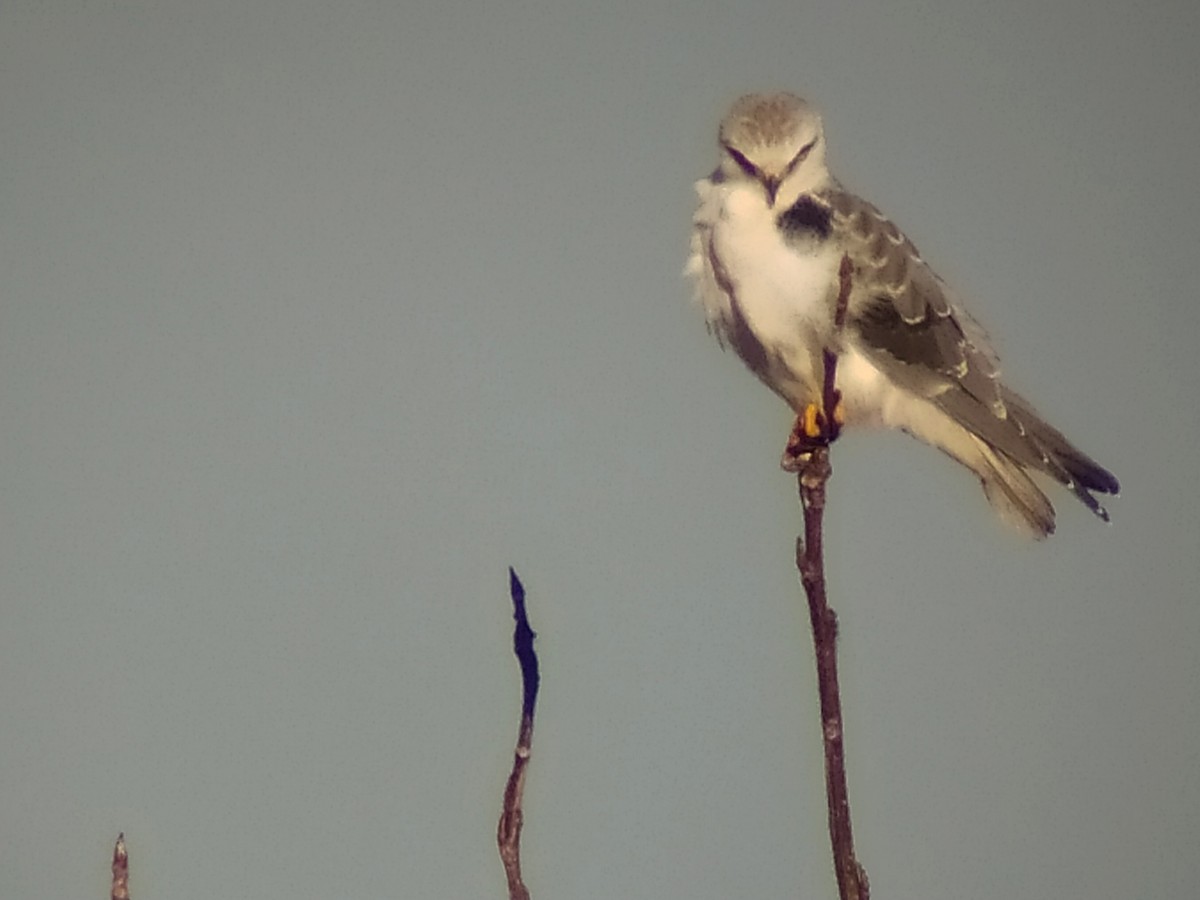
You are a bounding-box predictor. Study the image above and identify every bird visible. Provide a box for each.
[685,92,1119,538]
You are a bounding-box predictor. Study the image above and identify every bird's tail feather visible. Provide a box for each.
[999,388,1120,523]
[975,440,1057,540]
[902,392,1116,537]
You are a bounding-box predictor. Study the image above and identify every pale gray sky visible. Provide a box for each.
[2,2,1198,898]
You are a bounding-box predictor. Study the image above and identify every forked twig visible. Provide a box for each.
[792,255,869,900]
[497,567,540,900]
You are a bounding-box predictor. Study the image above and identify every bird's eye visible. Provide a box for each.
[724,145,759,178]
[786,140,817,175]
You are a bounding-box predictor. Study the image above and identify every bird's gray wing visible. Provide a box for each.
[824,189,1119,513]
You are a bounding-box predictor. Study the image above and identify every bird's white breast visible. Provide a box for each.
[692,179,843,409]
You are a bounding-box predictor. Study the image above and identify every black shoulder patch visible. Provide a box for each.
[776,195,833,241]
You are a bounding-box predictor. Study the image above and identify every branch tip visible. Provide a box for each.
[111,832,129,900]
[499,568,540,900]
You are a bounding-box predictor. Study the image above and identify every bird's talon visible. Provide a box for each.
[782,397,844,469]
[802,403,823,438]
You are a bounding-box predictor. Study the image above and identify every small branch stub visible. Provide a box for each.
[497,567,540,900]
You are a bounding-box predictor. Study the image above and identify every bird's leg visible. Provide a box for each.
[783,256,853,472]
[781,393,845,472]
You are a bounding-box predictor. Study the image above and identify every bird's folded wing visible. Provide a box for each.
[827,190,1119,506]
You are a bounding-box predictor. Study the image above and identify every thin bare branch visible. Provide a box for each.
[497,567,539,900]
[792,254,870,900]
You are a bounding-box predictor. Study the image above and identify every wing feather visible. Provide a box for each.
[826,188,1119,514]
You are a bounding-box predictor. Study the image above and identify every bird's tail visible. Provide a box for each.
[901,390,1118,538]
[998,387,1121,523]
[969,390,1121,539]
[974,440,1057,539]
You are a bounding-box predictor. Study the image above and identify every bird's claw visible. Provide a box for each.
[781,396,844,471]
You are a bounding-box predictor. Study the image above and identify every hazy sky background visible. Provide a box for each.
[3,2,1198,898]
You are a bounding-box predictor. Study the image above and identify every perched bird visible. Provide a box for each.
[686,92,1119,537]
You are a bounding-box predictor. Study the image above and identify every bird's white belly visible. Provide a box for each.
[836,348,910,428]
[710,185,842,408]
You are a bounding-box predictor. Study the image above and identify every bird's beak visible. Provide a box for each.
[762,175,780,206]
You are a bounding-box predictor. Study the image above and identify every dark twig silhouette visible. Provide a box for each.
[111,833,129,900]
[789,255,870,900]
[497,567,540,900]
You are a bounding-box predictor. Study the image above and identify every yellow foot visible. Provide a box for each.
[781,395,844,472]
[802,402,822,438]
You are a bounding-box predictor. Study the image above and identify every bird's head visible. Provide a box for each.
[717,93,829,207]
